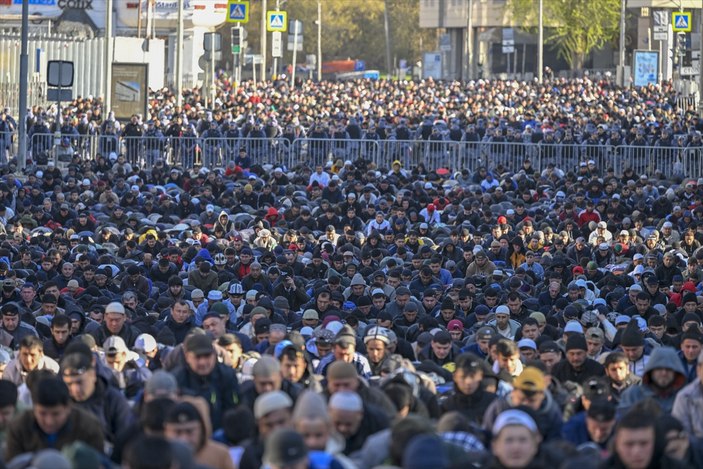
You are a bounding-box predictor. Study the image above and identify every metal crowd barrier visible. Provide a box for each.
[13,132,703,180]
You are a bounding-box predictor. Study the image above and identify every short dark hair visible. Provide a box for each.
[124,436,174,469]
[31,375,70,407]
[20,335,43,351]
[51,314,72,329]
[604,351,628,368]
[140,397,176,434]
[223,406,256,445]
[617,407,656,432]
[495,338,518,357]
[522,318,539,329]
[507,292,522,302]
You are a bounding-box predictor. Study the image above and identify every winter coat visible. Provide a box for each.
[672,379,703,438]
[5,407,105,461]
[483,391,563,441]
[72,376,136,443]
[173,362,240,430]
[440,385,496,424]
[618,346,688,415]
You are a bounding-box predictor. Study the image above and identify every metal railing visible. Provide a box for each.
[12,132,703,180]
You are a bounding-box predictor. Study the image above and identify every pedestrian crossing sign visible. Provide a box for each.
[267,11,287,32]
[227,0,249,23]
[672,12,691,32]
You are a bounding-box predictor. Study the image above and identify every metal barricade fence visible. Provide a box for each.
[201,137,292,169]
[0,131,16,164]
[11,132,703,181]
[28,133,98,166]
[289,138,380,168]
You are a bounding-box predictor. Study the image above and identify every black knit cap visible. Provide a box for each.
[620,321,644,347]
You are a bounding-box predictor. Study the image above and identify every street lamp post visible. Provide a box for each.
[317,0,322,81]
[618,0,626,86]
[260,0,267,81]
[466,0,473,80]
[18,0,29,169]
[176,0,184,107]
[537,0,543,82]
[104,0,113,111]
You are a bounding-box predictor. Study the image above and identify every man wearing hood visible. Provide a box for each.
[618,346,688,414]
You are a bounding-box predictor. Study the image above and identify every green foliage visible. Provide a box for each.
[507,0,621,69]
[223,0,433,71]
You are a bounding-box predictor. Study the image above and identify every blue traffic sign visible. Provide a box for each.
[227,0,249,23]
[672,12,691,32]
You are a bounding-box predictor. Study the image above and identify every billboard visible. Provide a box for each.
[110,63,148,120]
[633,50,659,87]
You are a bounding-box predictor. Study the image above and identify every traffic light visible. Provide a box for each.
[232,27,242,54]
[676,33,686,51]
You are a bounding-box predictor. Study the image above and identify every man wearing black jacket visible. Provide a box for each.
[440,353,496,425]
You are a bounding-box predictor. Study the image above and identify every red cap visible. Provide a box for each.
[497,216,507,225]
[427,204,435,212]
[447,319,464,332]
[572,266,585,275]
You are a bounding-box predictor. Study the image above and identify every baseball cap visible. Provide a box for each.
[476,326,495,340]
[103,336,128,355]
[583,377,611,402]
[513,367,546,393]
[586,327,604,341]
[447,319,464,332]
[538,340,560,354]
[134,333,157,353]
[587,399,616,423]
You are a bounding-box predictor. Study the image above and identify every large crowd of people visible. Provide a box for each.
[0,76,702,469]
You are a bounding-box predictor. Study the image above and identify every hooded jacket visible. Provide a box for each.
[618,346,688,415]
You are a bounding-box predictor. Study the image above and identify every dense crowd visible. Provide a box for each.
[0,77,702,469]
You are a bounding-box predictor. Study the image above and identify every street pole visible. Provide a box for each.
[273,0,280,79]
[618,0,626,86]
[18,0,28,170]
[104,0,113,111]
[466,0,473,80]
[537,0,543,82]
[699,9,703,117]
[291,21,299,87]
[383,0,392,77]
[317,0,322,81]
[176,0,184,107]
[260,0,267,81]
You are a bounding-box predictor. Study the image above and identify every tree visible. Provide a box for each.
[507,0,621,70]
[221,0,433,72]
